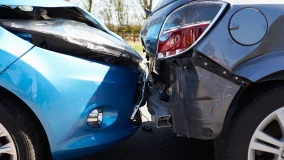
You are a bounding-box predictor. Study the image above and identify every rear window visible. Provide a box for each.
[152,0,177,12]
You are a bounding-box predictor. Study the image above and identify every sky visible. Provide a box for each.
[69,0,159,25]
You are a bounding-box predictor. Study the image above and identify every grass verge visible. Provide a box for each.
[127,41,145,56]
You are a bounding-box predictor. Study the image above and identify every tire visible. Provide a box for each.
[215,85,284,160]
[0,97,45,160]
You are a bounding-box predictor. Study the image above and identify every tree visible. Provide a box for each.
[84,0,93,13]
[99,0,113,25]
[137,0,154,19]
[113,0,128,26]
[113,0,129,38]
[138,0,153,11]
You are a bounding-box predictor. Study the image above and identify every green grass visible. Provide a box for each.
[127,41,145,56]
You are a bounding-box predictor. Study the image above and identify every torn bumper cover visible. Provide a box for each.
[147,54,246,139]
[169,64,240,139]
[130,70,147,123]
[0,19,142,64]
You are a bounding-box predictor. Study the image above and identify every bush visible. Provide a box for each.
[106,24,142,42]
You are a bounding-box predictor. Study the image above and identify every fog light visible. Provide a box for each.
[87,109,103,128]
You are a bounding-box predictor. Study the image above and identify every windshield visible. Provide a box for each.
[152,0,177,12]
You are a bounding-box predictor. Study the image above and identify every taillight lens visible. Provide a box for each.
[157,2,226,59]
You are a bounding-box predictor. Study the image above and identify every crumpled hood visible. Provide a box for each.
[0,19,143,63]
[0,0,143,63]
[0,0,123,41]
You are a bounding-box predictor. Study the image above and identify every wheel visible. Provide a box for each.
[215,85,284,160]
[0,97,45,160]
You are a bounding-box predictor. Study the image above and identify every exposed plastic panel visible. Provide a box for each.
[147,87,171,128]
[0,19,142,62]
[169,64,240,139]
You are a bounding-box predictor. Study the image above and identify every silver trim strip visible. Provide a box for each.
[163,21,211,34]
[156,1,228,60]
[130,71,147,120]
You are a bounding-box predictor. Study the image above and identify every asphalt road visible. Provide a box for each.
[84,106,215,160]
[85,124,214,160]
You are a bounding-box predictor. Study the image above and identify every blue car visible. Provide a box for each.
[0,0,144,159]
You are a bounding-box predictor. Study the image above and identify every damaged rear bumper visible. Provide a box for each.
[147,54,248,139]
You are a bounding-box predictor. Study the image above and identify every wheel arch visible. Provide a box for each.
[222,80,284,135]
[0,86,51,157]
[222,51,284,135]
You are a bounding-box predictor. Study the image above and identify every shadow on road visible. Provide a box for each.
[86,122,214,160]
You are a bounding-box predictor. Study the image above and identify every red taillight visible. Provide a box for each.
[158,22,210,58]
[156,2,225,59]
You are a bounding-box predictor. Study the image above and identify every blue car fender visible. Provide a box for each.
[0,27,33,73]
[0,46,140,159]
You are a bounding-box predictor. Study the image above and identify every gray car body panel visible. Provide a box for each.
[234,51,284,82]
[195,0,284,81]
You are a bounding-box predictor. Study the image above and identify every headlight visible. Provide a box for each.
[18,6,34,12]
[157,1,227,59]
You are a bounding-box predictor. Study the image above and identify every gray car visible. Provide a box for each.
[141,0,284,160]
